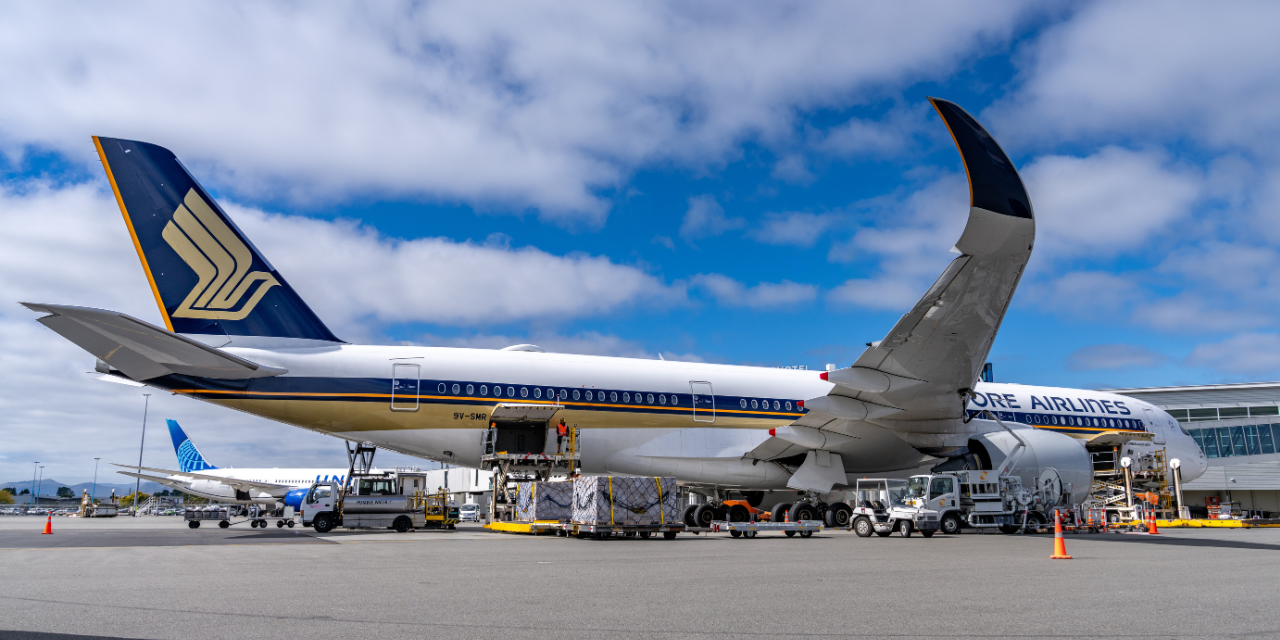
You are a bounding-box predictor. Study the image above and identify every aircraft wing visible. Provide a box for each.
[22,303,287,381]
[809,98,1034,452]
[112,464,289,493]
[760,98,1035,471]
[114,470,191,492]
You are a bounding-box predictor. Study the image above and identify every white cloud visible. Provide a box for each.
[1021,271,1140,319]
[690,274,816,309]
[992,0,1280,153]
[1066,344,1167,371]
[771,155,814,184]
[1188,333,1280,377]
[1021,147,1202,259]
[816,104,931,157]
[747,212,842,248]
[826,173,969,311]
[679,195,743,241]
[0,2,1038,224]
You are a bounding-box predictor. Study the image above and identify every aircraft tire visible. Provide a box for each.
[188,520,200,529]
[393,516,412,533]
[312,513,334,533]
[770,503,792,523]
[693,504,717,528]
[219,520,229,529]
[940,513,963,535]
[788,502,817,523]
[682,504,698,528]
[728,504,751,523]
[853,516,873,538]
[826,504,853,528]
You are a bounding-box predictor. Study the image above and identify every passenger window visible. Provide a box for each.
[520,387,528,398]
[773,401,780,410]
[573,390,581,400]
[610,392,618,402]
[585,390,592,401]
[452,384,460,395]
[438,383,446,393]
[785,402,792,411]
[466,384,474,395]
[548,389,555,400]
[751,400,758,409]
[740,399,747,408]
[671,395,679,405]
[494,386,502,397]
[480,385,488,396]
[647,394,654,404]
[623,392,630,402]
[508,387,515,397]
[534,388,541,398]
[660,395,667,405]
[634,393,642,404]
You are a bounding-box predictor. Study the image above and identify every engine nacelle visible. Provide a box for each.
[969,429,1092,508]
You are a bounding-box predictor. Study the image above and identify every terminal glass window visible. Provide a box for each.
[1261,425,1276,455]
[1200,430,1219,458]
[1230,426,1248,456]
[1245,425,1262,456]
[1251,406,1280,416]
[1167,409,1190,422]
[1189,408,1219,422]
[1220,407,1248,419]
[1216,428,1233,458]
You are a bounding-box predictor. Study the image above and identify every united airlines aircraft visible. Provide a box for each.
[115,419,354,506]
[25,98,1206,518]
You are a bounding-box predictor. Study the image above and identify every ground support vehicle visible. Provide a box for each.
[849,478,941,538]
[301,443,455,533]
[557,522,684,540]
[682,495,852,530]
[710,519,823,539]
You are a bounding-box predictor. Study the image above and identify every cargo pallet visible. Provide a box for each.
[560,522,685,539]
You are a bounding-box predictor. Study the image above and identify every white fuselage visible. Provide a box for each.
[145,341,1207,489]
[161,468,354,503]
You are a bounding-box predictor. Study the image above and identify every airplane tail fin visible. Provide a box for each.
[93,136,340,343]
[167,419,217,472]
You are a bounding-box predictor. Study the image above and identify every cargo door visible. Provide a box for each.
[690,381,714,423]
[489,403,557,455]
[391,363,420,411]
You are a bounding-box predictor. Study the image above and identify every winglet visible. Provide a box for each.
[928,98,1033,220]
[167,420,217,472]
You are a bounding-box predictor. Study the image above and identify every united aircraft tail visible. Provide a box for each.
[93,137,339,342]
[167,420,217,473]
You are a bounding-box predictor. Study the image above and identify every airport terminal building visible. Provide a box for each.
[1113,382,1280,517]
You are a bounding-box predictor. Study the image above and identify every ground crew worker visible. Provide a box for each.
[556,419,568,454]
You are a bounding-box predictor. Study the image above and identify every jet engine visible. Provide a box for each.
[968,429,1093,508]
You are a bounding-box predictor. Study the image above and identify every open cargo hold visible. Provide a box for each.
[514,481,573,522]
[572,476,680,526]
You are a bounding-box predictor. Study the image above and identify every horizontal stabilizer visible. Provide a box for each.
[23,303,287,381]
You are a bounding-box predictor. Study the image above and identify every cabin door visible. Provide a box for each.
[690,381,715,423]
[391,363,420,411]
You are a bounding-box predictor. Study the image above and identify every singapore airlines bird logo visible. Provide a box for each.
[162,189,278,320]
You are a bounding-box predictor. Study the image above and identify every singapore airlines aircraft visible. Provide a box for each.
[25,98,1206,521]
[115,419,355,506]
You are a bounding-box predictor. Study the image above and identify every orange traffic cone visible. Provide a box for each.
[1050,510,1072,559]
[784,509,790,523]
[1147,508,1159,535]
[42,515,52,535]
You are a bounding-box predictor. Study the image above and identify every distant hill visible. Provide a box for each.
[3,479,166,498]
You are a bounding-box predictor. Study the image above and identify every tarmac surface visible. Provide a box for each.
[1,516,1278,640]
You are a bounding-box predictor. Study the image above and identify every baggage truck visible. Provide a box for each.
[301,470,456,533]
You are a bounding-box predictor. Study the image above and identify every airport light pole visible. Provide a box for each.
[134,393,151,516]
[92,457,101,503]
[30,462,38,507]
[36,466,44,508]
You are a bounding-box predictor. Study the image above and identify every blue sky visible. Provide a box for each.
[4,1,1280,483]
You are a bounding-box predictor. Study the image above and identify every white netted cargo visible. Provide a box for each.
[514,481,573,522]
[571,476,680,525]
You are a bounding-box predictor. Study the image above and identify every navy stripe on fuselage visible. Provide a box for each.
[143,374,806,420]
[966,409,1147,434]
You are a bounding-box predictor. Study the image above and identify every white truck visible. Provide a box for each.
[301,471,455,533]
[849,478,941,538]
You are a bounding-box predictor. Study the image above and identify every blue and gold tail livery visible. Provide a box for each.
[93,136,340,342]
[167,419,217,473]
